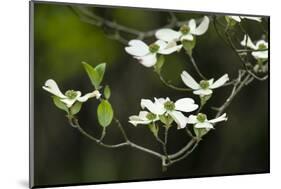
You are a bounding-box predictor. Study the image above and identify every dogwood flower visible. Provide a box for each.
[43,79,101,108]
[240,35,268,60]
[181,71,229,96]
[129,111,159,126]
[155,16,210,42]
[187,113,228,129]
[125,39,182,67]
[139,97,198,129]
[226,16,262,23]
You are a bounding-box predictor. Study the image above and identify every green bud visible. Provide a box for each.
[164,101,175,111]
[196,113,207,123]
[258,43,267,50]
[159,114,174,125]
[65,90,78,99]
[103,85,111,99]
[148,123,159,137]
[199,80,210,89]
[146,112,157,120]
[149,43,160,53]
[180,24,191,35]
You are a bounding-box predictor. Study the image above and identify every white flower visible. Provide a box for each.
[155,16,210,42]
[181,71,229,96]
[129,111,159,126]
[125,39,182,67]
[43,79,101,108]
[187,113,228,129]
[240,35,268,60]
[226,16,262,23]
[140,97,198,129]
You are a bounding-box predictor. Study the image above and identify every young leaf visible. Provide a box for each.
[154,55,165,74]
[95,63,106,85]
[82,62,106,89]
[70,102,82,115]
[82,62,100,89]
[103,85,111,99]
[52,96,69,113]
[97,100,114,127]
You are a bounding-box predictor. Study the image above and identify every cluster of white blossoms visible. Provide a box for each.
[240,35,268,60]
[181,71,229,96]
[43,79,101,108]
[125,16,210,67]
[129,97,227,130]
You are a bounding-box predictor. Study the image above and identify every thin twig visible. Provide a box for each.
[188,54,207,80]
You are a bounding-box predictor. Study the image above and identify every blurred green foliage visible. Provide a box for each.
[33,2,269,187]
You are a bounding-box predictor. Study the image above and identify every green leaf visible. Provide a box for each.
[182,38,196,56]
[97,100,114,127]
[70,102,82,115]
[225,16,237,28]
[95,63,106,84]
[52,96,68,113]
[154,55,165,74]
[103,85,111,99]
[82,62,106,89]
[194,127,209,138]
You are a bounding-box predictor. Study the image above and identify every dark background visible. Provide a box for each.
[32,2,269,187]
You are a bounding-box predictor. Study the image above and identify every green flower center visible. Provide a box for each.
[258,43,267,50]
[180,24,190,35]
[199,80,210,89]
[197,113,207,123]
[149,43,160,53]
[65,90,78,99]
[164,101,175,111]
[146,112,157,120]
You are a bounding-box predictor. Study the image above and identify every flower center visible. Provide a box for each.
[146,112,157,120]
[164,101,175,111]
[180,24,190,35]
[65,90,78,99]
[258,43,267,50]
[149,43,160,53]
[199,80,210,89]
[197,113,207,123]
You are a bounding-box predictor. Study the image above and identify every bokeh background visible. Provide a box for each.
[32,1,269,187]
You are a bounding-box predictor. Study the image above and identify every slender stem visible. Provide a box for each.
[157,72,192,92]
[168,138,196,159]
[188,54,207,80]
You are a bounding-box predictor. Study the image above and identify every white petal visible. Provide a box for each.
[175,98,198,112]
[240,35,257,50]
[194,122,214,129]
[242,16,262,22]
[158,44,183,54]
[141,99,165,115]
[42,79,66,98]
[181,71,200,89]
[77,90,101,102]
[60,98,76,108]
[193,89,213,96]
[136,54,157,67]
[169,110,188,129]
[187,115,198,124]
[191,16,210,35]
[208,113,228,123]
[180,34,194,41]
[188,19,196,31]
[125,40,150,57]
[210,74,229,89]
[129,113,151,126]
[252,51,268,59]
[155,28,181,42]
[208,78,214,85]
[154,40,168,50]
[228,16,241,22]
